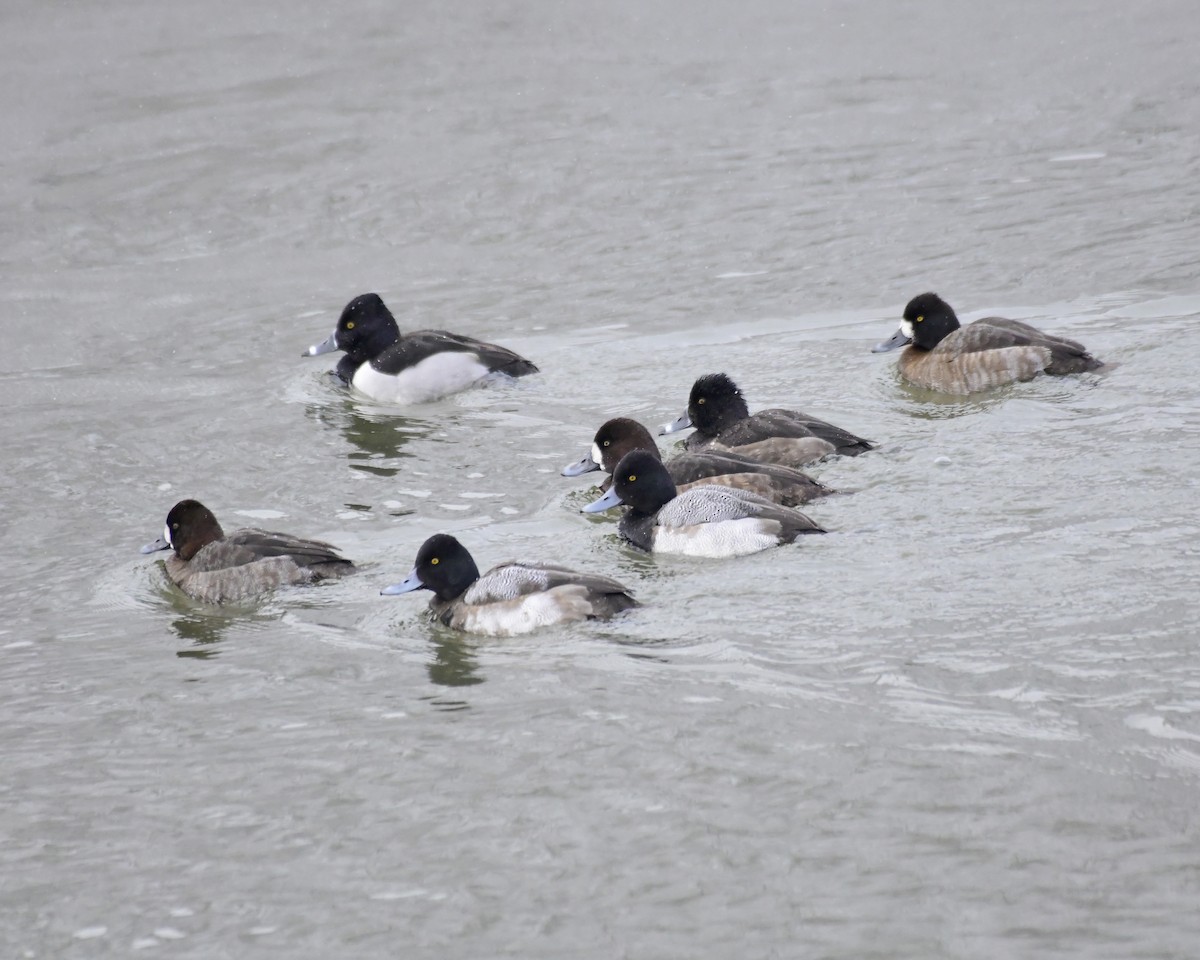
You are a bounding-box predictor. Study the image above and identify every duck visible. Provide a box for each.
[381,533,637,636]
[582,450,825,557]
[140,499,355,604]
[562,417,832,506]
[303,292,539,403]
[872,292,1104,394]
[658,372,874,465]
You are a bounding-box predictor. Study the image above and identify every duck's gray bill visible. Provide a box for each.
[561,455,600,477]
[581,487,625,513]
[658,413,692,436]
[140,537,170,555]
[872,328,912,353]
[304,331,339,357]
[381,570,424,595]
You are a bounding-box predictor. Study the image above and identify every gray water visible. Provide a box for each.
[3,0,1200,956]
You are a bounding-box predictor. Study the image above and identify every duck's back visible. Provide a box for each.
[666,450,830,505]
[706,436,837,470]
[373,329,538,378]
[688,408,872,457]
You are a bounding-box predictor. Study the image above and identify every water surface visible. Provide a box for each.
[3,1,1199,957]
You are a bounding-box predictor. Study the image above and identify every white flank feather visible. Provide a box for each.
[352,352,491,403]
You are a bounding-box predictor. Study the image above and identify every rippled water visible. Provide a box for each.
[4,1,1200,957]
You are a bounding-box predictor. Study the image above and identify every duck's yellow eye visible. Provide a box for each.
[628,474,636,482]
[345,321,355,330]
[915,315,924,323]
[172,522,179,529]
[430,557,439,566]
[603,440,609,446]
[698,398,705,404]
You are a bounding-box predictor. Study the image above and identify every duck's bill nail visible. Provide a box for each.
[658,413,692,435]
[140,537,170,554]
[872,328,912,353]
[304,332,339,357]
[561,455,600,477]
[581,487,624,513]
[381,570,423,595]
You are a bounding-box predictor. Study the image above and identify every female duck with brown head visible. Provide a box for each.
[141,500,354,604]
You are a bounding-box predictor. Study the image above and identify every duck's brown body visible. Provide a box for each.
[875,294,1104,395]
[895,317,1103,395]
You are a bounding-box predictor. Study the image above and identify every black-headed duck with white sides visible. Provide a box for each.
[382,534,638,636]
[582,450,825,558]
[304,292,538,403]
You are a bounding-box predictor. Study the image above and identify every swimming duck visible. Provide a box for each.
[304,292,539,403]
[141,499,354,603]
[562,417,832,506]
[582,450,825,557]
[872,292,1104,394]
[659,372,874,465]
[382,533,638,635]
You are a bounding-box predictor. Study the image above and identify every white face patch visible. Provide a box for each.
[899,318,915,340]
[591,442,604,468]
[163,523,173,546]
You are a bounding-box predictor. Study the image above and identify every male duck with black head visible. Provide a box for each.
[583,450,825,558]
[659,372,874,468]
[304,293,539,403]
[141,500,354,604]
[383,534,637,636]
[563,416,832,506]
[873,292,1104,394]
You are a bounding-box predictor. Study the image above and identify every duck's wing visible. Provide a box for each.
[745,410,874,455]
[970,317,1101,372]
[668,450,818,483]
[374,329,538,376]
[716,437,837,469]
[464,563,629,604]
[668,451,830,505]
[945,319,1102,375]
[947,318,1075,355]
[224,528,353,571]
[655,486,804,525]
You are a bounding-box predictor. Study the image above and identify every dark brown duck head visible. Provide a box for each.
[140,499,225,561]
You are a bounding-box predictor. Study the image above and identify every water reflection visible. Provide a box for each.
[152,588,239,656]
[305,398,435,477]
[147,582,274,657]
[426,633,485,688]
[172,611,234,657]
